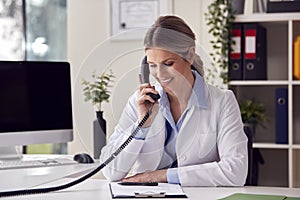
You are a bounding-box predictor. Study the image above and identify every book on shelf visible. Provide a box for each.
[275,88,288,144]
[294,36,300,80]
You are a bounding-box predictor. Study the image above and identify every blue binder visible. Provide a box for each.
[275,88,288,144]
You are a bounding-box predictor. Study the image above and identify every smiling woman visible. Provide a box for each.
[100,15,248,187]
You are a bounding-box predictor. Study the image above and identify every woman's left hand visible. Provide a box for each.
[121,169,167,183]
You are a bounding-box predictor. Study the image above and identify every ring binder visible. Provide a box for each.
[294,36,300,80]
[229,23,267,81]
[243,23,267,80]
[275,88,288,144]
[229,23,243,80]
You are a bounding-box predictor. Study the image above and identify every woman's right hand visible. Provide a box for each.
[137,81,159,127]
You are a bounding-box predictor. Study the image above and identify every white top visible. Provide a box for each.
[100,74,248,186]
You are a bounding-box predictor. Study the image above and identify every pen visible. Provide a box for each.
[118,182,158,186]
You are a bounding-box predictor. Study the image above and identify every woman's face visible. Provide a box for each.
[146,48,193,93]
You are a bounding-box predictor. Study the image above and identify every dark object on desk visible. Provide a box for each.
[73,153,94,163]
[267,0,300,13]
[118,182,158,186]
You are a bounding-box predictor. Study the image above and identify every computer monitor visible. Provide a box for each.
[0,61,73,160]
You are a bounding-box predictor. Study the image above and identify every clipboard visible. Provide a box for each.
[109,182,187,198]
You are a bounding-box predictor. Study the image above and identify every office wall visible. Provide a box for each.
[67,0,213,156]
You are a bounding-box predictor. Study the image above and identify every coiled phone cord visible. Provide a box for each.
[0,104,155,198]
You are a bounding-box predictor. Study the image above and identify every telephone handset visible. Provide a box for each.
[140,56,160,101]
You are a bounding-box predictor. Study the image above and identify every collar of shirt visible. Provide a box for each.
[155,70,208,110]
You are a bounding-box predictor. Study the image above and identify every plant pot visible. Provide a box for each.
[93,111,106,159]
[243,122,254,185]
[243,122,256,140]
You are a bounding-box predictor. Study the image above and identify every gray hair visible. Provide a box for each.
[144,16,204,76]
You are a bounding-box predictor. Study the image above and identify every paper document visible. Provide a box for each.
[109,182,187,198]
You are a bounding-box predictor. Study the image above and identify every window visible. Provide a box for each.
[25,0,67,61]
[0,0,68,154]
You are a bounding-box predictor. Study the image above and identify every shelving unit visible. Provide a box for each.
[230,13,300,188]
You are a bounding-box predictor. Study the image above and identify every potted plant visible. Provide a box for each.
[82,69,115,158]
[240,99,268,138]
[205,0,236,86]
[82,69,115,111]
[240,99,267,185]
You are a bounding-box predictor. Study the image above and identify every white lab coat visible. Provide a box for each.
[100,82,248,187]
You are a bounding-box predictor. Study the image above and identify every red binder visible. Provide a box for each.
[243,23,267,80]
[229,23,243,80]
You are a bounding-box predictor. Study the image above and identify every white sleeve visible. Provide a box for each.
[99,91,165,181]
[99,91,144,181]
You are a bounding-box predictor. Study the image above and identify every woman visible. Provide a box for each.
[100,15,248,186]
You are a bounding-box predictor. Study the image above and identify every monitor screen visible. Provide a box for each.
[0,61,73,154]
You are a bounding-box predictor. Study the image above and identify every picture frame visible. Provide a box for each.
[111,0,173,40]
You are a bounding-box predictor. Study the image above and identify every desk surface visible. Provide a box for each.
[0,154,100,191]
[0,155,299,200]
[0,178,300,200]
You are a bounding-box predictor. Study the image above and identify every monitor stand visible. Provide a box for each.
[0,146,23,160]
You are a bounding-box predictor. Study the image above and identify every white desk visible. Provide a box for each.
[0,159,299,200]
[0,178,300,200]
[0,154,100,191]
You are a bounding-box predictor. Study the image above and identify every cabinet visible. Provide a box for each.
[230,13,300,188]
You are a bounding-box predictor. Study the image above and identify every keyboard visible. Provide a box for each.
[0,158,78,170]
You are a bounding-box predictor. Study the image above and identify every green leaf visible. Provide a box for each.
[83,86,90,91]
[205,0,235,87]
